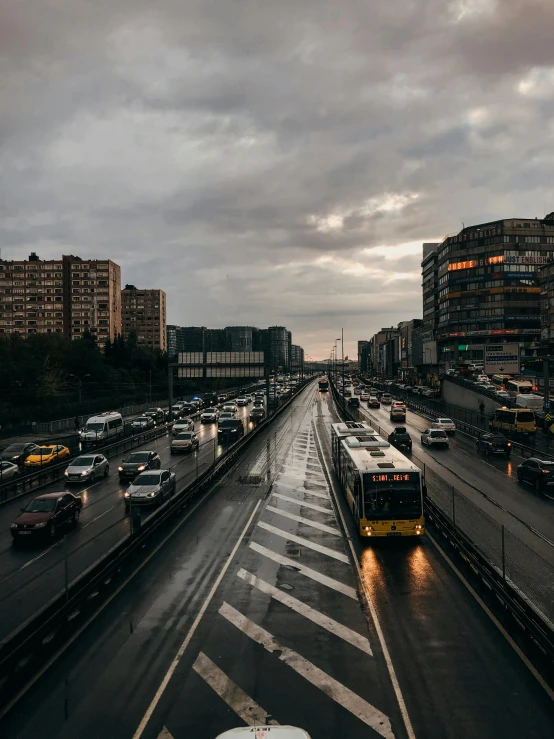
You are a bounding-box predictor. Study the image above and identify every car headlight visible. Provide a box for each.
[81,470,89,476]
[147,491,156,497]
[137,465,146,471]
[124,492,130,498]
[35,522,47,529]
[118,466,123,472]
[12,456,19,461]
[64,470,69,476]
[10,523,17,529]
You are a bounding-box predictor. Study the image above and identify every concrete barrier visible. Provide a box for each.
[442,378,501,416]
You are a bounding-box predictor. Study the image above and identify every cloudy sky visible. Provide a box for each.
[2,0,554,359]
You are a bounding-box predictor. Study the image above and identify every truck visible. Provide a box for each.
[318,377,329,392]
[514,394,543,411]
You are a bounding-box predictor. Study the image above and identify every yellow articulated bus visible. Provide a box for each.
[331,423,425,538]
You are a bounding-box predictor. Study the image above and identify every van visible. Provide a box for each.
[489,407,536,435]
[80,412,124,445]
[515,394,543,411]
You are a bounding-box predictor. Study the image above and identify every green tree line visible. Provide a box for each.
[0,331,168,427]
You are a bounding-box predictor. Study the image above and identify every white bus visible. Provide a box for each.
[491,374,512,391]
[332,431,425,538]
[505,379,534,398]
[331,422,377,466]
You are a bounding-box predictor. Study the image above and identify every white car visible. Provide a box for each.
[172,418,195,433]
[421,429,449,448]
[219,411,236,421]
[360,392,370,401]
[236,397,250,406]
[223,403,238,413]
[433,418,456,434]
[381,393,392,404]
[201,409,219,423]
[0,460,20,482]
[495,390,511,401]
[171,431,199,453]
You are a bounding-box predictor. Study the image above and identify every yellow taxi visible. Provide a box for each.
[24,444,71,468]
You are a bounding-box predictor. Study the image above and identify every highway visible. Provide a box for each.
[0,403,259,643]
[0,383,552,738]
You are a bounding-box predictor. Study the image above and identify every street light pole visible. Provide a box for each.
[68,373,90,405]
[341,327,345,396]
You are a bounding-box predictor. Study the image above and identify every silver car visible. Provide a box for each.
[171,432,199,454]
[0,460,20,482]
[124,470,176,508]
[201,409,219,423]
[131,416,155,431]
[172,418,194,433]
[64,454,109,483]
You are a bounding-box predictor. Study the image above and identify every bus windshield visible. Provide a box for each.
[362,472,422,519]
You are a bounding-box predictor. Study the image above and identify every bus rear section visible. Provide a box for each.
[506,379,534,398]
[318,377,329,392]
[491,374,512,391]
[489,407,536,435]
[336,435,425,538]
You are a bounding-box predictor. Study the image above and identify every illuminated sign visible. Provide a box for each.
[448,260,476,271]
[458,345,469,351]
[370,473,418,483]
[487,255,504,265]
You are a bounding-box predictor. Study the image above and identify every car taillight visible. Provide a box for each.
[488,442,492,446]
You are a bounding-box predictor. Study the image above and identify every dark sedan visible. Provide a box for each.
[11,492,82,542]
[388,427,412,452]
[476,433,511,457]
[118,450,161,481]
[517,458,554,492]
[1,442,41,466]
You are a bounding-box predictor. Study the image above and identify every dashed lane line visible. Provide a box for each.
[219,602,394,739]
[271,492,333,513]
[192,651,280,726]
[265,504,341,536]
[237,568,372,655]
[249,541,357,600]
[257,521,349,563]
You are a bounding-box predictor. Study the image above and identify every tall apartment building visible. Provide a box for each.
[167,324,184,359]
[121,284,167,352]
[421,243,440,379]
[0,252,121,346]
[435,213,554,367]
[66,255,121,346]
[358,340,370,373]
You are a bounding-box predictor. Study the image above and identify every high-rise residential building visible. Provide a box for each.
[0,252,65,336]
[540,262,554,346]
[369,328,396,377]
[0,252,121,347]
[65,255,121,346]
[434,214,554,368]
[121,284,167,352]
[225,326,258,352]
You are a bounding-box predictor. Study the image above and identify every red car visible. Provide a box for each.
[11,492,82,543]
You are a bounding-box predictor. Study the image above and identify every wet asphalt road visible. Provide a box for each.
[1,384,553,739]
[0,405,258,642]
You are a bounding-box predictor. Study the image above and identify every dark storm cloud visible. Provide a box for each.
[1,0,554,356]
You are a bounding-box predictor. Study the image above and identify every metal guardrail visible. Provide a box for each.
[0,419,195,505]
[0,377,316,712]
[329,377,554,663]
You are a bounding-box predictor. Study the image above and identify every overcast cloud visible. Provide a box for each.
[1,0,554,358]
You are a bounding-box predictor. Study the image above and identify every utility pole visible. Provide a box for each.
[341,327,345,395]
[68,373,90,405]
[168,361,174,421]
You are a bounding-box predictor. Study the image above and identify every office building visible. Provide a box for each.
[420,244,440,382]
[291,344,304,372]
[167,324,184,359]
[260,326,290,372]
[358,340,370,374]
[0,252,122,347]
[540,262,554,345]
[435,214,554,367]
[121,285,167,351]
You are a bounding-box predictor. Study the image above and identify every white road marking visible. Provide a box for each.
[271,492,332,513]
[219,602,393,738]
[265,505,341,536]
[193,651,279,726]
[312,415,417,739]
[237,568,372,655]
[132,500,262,739]
[249,541,357,599]
[156,728,174,739]
[257,520,349,563]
